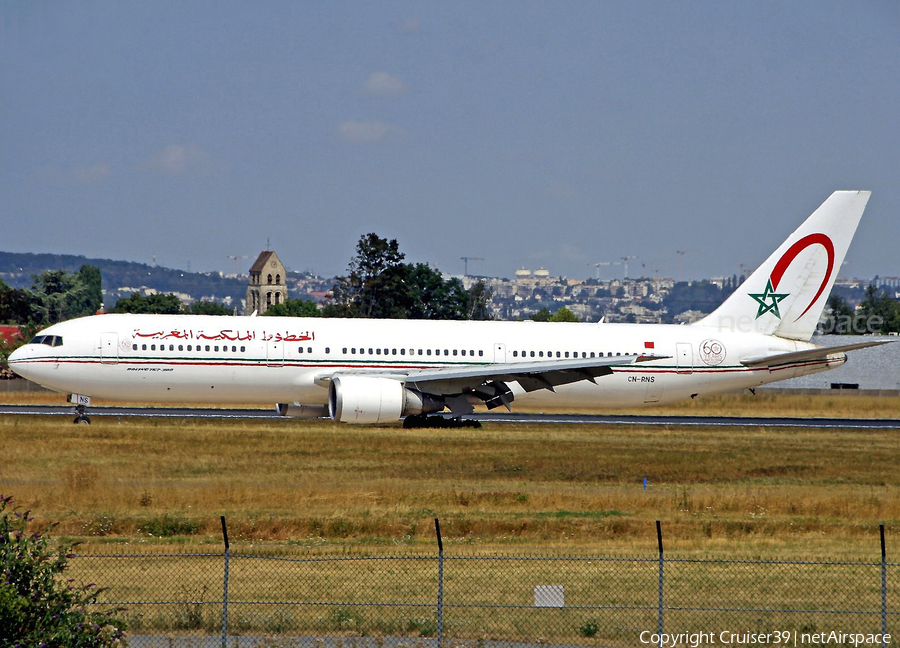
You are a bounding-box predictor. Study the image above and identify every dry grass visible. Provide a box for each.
[1,411,898,559]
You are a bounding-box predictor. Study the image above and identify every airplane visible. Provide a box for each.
[8,191,889,425]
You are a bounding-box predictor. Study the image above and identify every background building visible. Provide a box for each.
[245,251,288,315]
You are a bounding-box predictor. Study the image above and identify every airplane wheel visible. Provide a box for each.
[74,415,91,425]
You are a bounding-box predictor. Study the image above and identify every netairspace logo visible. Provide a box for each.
[639,630,892,647]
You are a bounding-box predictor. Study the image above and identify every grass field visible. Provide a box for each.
[2,390,899,559]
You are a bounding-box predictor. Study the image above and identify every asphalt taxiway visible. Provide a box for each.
[0,404,898,429]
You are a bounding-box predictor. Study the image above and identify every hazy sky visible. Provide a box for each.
[2,2,898,281]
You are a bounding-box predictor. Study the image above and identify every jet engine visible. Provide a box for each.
[276,403,329,418]
[328,375,444,424]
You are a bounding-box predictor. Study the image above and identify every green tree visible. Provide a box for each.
[821,294,856,334]
[857,284,900,334]
[113,292,184,314]
[0,495,126,646]
[25,266,104,325]
[529,308,552,322]
[0,280,36,325]
[464,280,493,320]
[529,307,579,322]
[262,298,320,317]
[78,264,103,315]
[325,233,492,320]
[549,307,580,322]
[189,300,232,315]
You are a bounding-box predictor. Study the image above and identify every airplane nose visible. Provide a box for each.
[7,345,30,378]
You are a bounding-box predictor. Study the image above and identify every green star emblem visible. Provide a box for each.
[748,279,789,319]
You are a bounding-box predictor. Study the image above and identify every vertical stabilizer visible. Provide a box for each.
[697,191,870,341]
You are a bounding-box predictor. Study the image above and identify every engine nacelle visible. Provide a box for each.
[276,403,329,419]
[328,375,443,424]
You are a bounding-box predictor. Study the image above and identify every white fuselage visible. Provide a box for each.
[8,313,842,410]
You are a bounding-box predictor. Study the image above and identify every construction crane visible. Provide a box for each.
[460,256,484,277]
[587,261,620,280]
[226,255,250,275]
[676,249,698,281]
[620,255,637,279]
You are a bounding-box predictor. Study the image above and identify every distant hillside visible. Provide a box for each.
[0,251,247,307]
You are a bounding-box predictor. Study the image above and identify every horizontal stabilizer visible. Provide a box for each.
[740,340,891,368]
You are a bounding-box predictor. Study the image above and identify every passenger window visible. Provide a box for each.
[443,350,449,356]
[590,352,595,358]
[427,349,432,356]
[368,348,374,354]
[214,346,219,352]
[133,344,138,351]
[325,347,330,354]
[478,350,483,357]
[530,351,535,357]
[205,345,210,351]
[376,349,381,355]
[512,351,518,358]
[240,346,245,352]
[400,349,406,355]
[556,351,561,358]
[453,349,458,356]
[178,345,184,351]
[343,348,348,354]
[232,346,237,352]
[151,344,156,351]
[170,345,175,351]
[564,352,569,358]
[307,347,312,353]
[392,349,397,355]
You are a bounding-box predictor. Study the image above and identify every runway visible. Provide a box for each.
[1,404,898,429]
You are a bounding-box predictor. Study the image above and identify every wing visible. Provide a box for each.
[327,353,668,412]
[739,340,891,368]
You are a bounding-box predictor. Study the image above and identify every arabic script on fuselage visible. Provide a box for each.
[131,329,314,343]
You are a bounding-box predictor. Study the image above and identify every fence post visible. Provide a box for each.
[656,520,664,648]
[435,518,444,647]
[221,516,230,648]
[881,524,887,648]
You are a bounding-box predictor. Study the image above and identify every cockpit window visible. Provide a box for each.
[29,335,63,347]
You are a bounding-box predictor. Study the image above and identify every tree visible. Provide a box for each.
[549,307,580,322]
[856,284,900,334]
[78,265,103,315]
[189,300,232,315]
[325,233,492,320]
[464,281,493,320]
[24,266,104,325]
[0,495,126,646]
[821,294,856,334]
[327,233,406,318]
[113,292,184,314]
[262,298,320,317]
[529,307,579,322]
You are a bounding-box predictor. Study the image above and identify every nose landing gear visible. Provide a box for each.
[69,394,91,425]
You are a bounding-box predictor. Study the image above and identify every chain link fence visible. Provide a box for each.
[67,520,897,647]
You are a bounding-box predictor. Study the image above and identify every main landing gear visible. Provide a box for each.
[69,394,91,425]
[402,414,482,429]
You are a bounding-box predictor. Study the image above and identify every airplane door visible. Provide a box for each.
[493,343,506,363]
[266,340,284,367]
[100,333,118,365]
[676,343,693,374]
